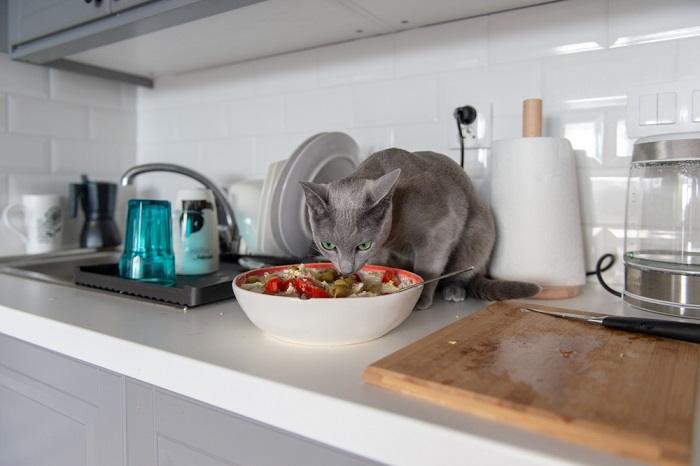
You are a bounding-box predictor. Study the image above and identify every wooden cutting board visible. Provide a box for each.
[363,302,700,466]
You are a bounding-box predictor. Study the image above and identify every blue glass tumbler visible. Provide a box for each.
[119,199,176,286]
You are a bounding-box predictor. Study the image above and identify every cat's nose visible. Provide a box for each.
[339,260,354,275]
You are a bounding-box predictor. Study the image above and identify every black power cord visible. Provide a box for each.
[453,106,477,169]
[586,253,622,298]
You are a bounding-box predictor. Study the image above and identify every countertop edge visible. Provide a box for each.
[0,301,579,466]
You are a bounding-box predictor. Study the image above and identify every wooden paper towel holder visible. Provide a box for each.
[522,98,583,300]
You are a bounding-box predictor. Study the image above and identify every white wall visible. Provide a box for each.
[136,0,700,284]
[0,54,137,255]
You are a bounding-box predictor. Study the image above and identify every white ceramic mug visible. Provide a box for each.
[3,194,64,254]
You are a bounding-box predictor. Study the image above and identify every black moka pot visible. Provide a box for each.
[69,175,122,249]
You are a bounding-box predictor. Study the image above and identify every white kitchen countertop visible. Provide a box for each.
[0,272,696,466]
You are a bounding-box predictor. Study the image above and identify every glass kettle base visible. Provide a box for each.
[624,262,700,319]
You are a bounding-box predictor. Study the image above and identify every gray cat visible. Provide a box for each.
[300,148,540,309]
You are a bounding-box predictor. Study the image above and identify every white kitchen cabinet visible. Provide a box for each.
[0,332,376,466]
[8,0,111,45]
[0,333,125,466]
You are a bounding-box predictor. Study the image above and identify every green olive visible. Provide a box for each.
[334,278,354,287]
[246,275,263,284]
[318,269,337,283]
[330,284,351,298]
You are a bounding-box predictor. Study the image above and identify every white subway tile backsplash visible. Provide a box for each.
[489,0,607,64]
[609,0,700,48]
[51,139,128,176]
[138,141,200,167]
[318,35,394,86]
[90,109,136,143]
[577,170,628,226]
[50,69,124,109]
[253,133,309,178]
[583,224,625,285]
[395,16,487,77]
[341,126,394,160]
[256,50,318,95]
[138,73,200,111]
[393,123,446,154]
[138,109,182,143]
[285,87,353,133]
[196,62,258,104]
[353,75,437,126]
[0,54,49,98]
[8,95,89,139]
[200,138,256,183]
[0,134,50,173]
[438,61,541,119]
[542,41,677,105]
[177,102,229,141]
[546,108,605,167]
[229,95,285,136]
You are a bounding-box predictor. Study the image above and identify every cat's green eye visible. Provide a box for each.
[357,241,373,251]
[321,241,337,251]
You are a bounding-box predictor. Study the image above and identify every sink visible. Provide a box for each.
[0,249,121,287]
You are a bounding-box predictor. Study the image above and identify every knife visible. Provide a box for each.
[522,307,700,344]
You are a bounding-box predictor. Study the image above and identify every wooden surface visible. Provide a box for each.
[364,302,700,466]
[533,285,583,300]
[522,98,543,137]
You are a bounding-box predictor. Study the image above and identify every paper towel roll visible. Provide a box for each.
[489,137,586,292]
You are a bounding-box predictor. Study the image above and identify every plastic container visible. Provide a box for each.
[119,199,176,286]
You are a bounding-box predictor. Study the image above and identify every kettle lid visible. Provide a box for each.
[632,131,700,163]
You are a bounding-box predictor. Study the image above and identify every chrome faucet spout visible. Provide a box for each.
[120,163,239,253]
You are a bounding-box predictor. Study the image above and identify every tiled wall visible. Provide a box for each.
[0,54,137,255]
[138,0,700,284]
[3,0,699,285]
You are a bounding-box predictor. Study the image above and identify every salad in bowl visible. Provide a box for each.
[232,263,423,346]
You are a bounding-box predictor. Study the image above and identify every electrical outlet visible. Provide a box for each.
[448,102,492,149]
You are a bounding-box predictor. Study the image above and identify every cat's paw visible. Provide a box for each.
[442,284,466,302]
[415,294,434,310]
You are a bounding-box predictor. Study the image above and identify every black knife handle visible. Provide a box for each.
[602,317,700,343]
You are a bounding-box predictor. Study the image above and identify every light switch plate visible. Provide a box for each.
[626,79,700,138]
[447,102,492,150]
[657,92,677,125]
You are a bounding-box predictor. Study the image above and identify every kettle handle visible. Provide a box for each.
[68,184,83,218]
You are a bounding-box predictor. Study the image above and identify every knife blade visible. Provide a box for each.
[522,307,700,344]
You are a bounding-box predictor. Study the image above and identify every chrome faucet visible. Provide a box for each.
[120,163,240,254]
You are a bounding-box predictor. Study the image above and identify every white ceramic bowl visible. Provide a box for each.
[232,263,423,346]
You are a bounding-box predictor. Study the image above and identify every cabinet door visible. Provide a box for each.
[110,0,156,13]
[9,0,111,45]
[126,379,378,466]
[0,333,125,466]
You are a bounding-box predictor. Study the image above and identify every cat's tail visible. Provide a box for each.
[466,274,540,301]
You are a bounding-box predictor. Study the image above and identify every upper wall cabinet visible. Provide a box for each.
[9,0,111,44]
[5,0,550,87]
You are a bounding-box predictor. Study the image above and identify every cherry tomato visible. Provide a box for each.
[382,270,401,286]
[264,276,288,294]
[290,277,329,298]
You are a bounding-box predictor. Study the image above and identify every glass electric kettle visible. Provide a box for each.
[624,132,700,318]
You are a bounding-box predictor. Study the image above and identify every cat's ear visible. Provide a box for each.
[300,181,329,216]
[368,169,401,207]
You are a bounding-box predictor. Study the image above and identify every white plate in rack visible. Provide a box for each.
[270,132,360,257]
